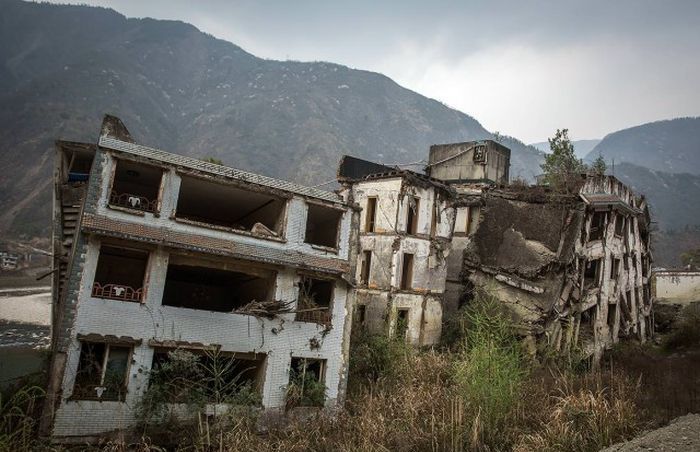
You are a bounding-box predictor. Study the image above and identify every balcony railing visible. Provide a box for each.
[295,297,331,325]
[92,283,143,302]
[109,191,158,213]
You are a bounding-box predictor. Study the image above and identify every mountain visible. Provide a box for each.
[584,117,700,172]
[530,139,600,159]
[0,0,544,239]
[613,162,700,232]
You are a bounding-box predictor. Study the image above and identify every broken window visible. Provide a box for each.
[364,197,377,232]
[176,175,286,237]
[296,276,334,324]
[607,304,617,330]
[162,261,275,312]
[150,349,265,404]
[109,159,162,213]
[400,253,414,290]
[355,304,366,326]
[614,214,626,237]
[406,196,419,235]
[610,258,621,280]
[73,342,130,401]
[589,211,606,241]
[288,358,326,407]
[584,258,601,288]
[579,307,595,343]
[92,244,149,302]
[305,203,343,249]
[395,309,409,340]
[430,201,438,237]
[63,148,94,183]
[467,206,480,235]
[360,250,372,285]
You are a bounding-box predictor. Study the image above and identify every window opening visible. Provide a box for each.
[400,253,414,290]
[365,197,377,232]
[360,250,372,285]
[589,211,606,241]
[73,342,131,401]
[467,206,480,235]
[305,203,342,248]
[296,276,334,324]
[92,245,149,302]
[395,309,409,340]
[150,349,266,404]
[176,175,286,237]
[406,196,419,235]
[162,263,275,312]
[584,258,601,288]
[355,304,366,326]
[110,159,162,213]
[615,215,626,237]
[607,305,617,330]
[610,258,621,280]
[288,358,326,408]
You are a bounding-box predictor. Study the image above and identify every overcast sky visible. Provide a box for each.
[46,0,700,142]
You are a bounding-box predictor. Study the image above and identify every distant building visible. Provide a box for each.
[653,269,700,306]
[0,252,19,270]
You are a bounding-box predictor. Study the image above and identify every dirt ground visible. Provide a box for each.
[601,414,700,451]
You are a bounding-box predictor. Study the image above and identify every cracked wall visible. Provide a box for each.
[347,176,455,346]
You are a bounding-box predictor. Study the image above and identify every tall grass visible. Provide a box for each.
[452,289,526,449]
[0,385,45,451]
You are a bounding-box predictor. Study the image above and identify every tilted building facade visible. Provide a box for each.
[43,116,358,440]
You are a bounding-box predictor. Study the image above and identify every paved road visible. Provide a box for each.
[602,414,700,452]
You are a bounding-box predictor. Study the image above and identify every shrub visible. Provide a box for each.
[348,333,412,387]
[664,303,700,350]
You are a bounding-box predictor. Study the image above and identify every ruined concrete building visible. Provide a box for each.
[337,157,456,346]
[43,114,654,439]
[43,116,357,440]
[459,178,653,361]
[344,139,653,361]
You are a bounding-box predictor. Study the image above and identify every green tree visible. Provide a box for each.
[541,129,586,192]
[591,154,607,176]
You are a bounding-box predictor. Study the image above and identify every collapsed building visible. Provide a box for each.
[343,139,653,361]
[425,141,653,360]
[458,179,653,361]
[337,157,456,346]
[42,116,357,440]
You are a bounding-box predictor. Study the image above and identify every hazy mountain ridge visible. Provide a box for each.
[0,0,543,238]
[585,117,700,172]
[530,139,601,159]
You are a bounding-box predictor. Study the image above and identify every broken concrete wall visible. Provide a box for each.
[461,181,653,361]
[348,176,455,346]
[427,140,511,184]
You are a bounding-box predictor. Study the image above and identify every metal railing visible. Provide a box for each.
[92,282,143,302]
[109,191,158,213]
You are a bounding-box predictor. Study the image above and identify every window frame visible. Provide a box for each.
[365,197,378,233]
[72,341,132,402]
